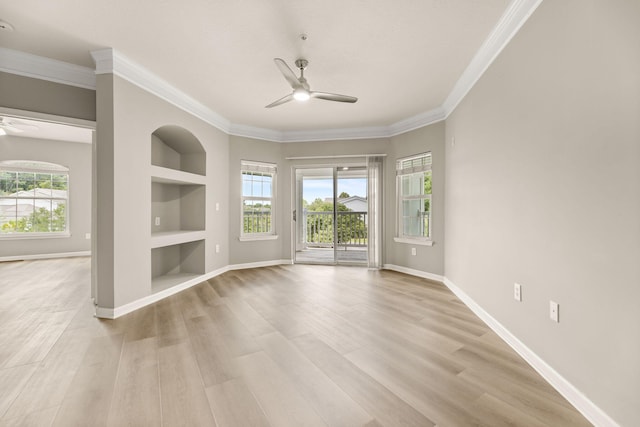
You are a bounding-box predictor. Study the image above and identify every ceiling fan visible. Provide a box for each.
[0,117,38,134]
[265,58,358,108]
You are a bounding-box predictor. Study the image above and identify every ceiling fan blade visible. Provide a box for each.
[2,125,24,133]
[265,93,294,108]
[311,91,358,103]
[274,58,300,89]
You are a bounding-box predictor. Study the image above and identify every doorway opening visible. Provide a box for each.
[294,165,368,265]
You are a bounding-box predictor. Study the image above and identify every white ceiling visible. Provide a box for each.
[0,0,513,134]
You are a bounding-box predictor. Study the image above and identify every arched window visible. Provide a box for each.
[0,160,69,237]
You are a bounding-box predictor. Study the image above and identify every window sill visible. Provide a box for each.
[393,237,434,246]
[239,234,278,242]
[0,232,71,241]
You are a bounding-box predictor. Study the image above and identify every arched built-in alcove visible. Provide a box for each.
[150,125,207,293]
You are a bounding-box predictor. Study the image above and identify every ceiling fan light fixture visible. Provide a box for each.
[293,88,310,102]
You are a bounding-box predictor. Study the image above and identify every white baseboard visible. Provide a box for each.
[382,263,444,283]
[0,251,91,262]
[442,277,619,427]
[227,259,293,271]
[95,259,292,319]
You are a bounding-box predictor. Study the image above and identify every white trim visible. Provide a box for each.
[2,0,541,142]
[0,233,71,241]
[96,266,228,319]
[0,47,96,90]
[285,154,387,160]
[91,48,231,135]
[279,126,393,143]
[388,107,447,136]
[94,259,292,319]
[393,237,434,246]
[442,0,544,116]
[382,264,444,283]
[0,251,90,262]
[228,259,293,271]
[238,234,278,242]
[442,277,620,427]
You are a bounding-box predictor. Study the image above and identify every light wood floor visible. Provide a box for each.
[0,257,592,427]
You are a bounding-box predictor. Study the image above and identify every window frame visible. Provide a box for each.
[0,160,70,240]
[394,152,433,246]
[239,160,277,241]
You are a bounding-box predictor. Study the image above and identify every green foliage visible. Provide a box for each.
[338,191,350,198]
[1,204,66,233]
[304,198,367,245]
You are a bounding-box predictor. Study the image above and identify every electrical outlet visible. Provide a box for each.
[215,244,220,254]
[411,247,417,256]
[215,202,220,211]
[85,233,91,240]
[550,301,559,322]
[514,283,522,301]
[154,216,161,226]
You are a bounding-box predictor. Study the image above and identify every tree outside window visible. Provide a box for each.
[0,161,69,236]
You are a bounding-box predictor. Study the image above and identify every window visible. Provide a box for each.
[241,160,276,240]
[0,160,69,238]
[395,152,432,244]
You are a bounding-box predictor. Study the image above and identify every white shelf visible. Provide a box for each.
[152,273,201,294]
[151,230,206,249]
[151,165,206,185]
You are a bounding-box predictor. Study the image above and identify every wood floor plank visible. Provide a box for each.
[292,333,436,427]
[51,333,124,427]
[2,326,96,420]
[184,315,239,387]
[221,296,276,337]
[0,407,59,427]
[468,393,551,427]
[204,304,261,357]
[0,258,592,427]
[158,341,217,427]
[0,364,38,418]
[235,351,328,427]
[205,378,272,427]
[258,332,373,427]
[345,347,484,426]
[106,337,161,426]
[458,367,593,426]
[155,297,189,348]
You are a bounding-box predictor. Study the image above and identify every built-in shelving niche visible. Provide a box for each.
[150,125,206,294]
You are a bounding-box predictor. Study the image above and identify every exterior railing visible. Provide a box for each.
[303,210,367,248]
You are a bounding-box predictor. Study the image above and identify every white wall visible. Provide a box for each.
[444,1,639,425]
[0,136,92,259]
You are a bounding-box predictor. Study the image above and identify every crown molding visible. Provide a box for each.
[228,123,285,142]
[442,0,544,116]
[90,48,231,134]
[2,0,542,142]
[388,107,447,137]
[280,125,392,143]
[0,47,95,89]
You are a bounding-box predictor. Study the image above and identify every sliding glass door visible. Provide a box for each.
[294,166,368,265]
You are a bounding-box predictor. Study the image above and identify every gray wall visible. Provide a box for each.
[0,72,96,121]
[228,136,284,265]
[444,0,639,425]
[387,123,445,275]
[0,136,92,258]
[95,74,229,308]
[227,134,447,279]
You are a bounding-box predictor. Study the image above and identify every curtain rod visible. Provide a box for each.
[285,154,387,160]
